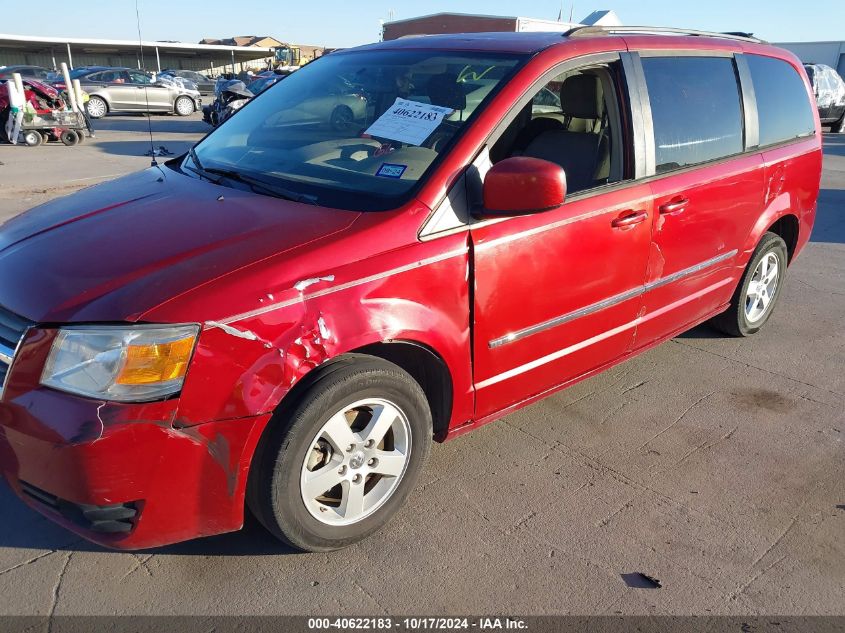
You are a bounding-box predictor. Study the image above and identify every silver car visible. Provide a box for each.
[71,67,201,118]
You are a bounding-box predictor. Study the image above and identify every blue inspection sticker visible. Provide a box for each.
[376,163,407,179]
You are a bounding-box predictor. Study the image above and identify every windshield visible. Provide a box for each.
[189,49,525,210]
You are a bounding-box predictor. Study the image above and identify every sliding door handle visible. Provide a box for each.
[659,197,689,216]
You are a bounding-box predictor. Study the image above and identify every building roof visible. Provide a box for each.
[199,35,283,47]
[0,33,274,60]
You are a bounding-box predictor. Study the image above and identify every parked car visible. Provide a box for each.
[0,65,51,81]
[51,67,201,118]
[160,69,216,95]
[804,63,845,132]
[247,74,284,95]
[0,28,820,553]
[48,66,110,87]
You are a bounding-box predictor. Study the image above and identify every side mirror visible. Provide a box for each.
[478,157,567,217]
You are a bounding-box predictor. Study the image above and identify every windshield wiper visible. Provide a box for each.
[184,150,317,205]
[184,147,219,183]
[204,167,318,205]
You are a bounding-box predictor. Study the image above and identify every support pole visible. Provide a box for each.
[51,48,57,70]
[155,46,161,72]
[60,63,79,113]
[72,79,85,112]
[65,42,73,68]
[12,73,24,100]
[231,49,235,74]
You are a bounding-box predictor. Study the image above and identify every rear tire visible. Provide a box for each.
[60,129,80,146]
[710,232,788,336]
[247,355,432,552]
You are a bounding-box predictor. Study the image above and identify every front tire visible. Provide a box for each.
[710,232,788,336]
[247,355,432,552]
[23,130,43,146]
[174,96,195,116]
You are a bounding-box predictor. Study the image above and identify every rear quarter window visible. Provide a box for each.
[642,56,744,174]
[746,55,816,147]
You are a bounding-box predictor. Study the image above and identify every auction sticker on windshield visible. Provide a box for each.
[365,98,454,146]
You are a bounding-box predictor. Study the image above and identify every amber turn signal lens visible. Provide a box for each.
[115,336,196,385]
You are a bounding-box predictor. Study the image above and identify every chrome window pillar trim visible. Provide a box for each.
[488,249,738,349]
[734,53,760,150]
[622,51,656,178]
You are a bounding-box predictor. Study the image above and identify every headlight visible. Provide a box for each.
[41,325,199,402]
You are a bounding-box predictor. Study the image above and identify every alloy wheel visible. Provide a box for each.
[87,98,106,118]
[300,398,412,526]
[745,252,779,323]
[175,97,195,116]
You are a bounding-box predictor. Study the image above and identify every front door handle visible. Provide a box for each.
[659,197,689,216]
[611,210,648,229]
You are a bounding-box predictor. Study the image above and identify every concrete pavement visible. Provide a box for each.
[0,118,842,616]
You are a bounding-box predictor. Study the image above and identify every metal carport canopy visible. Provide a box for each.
[0,33,274,70]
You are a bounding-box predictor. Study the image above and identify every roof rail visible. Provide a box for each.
[563,25,766,44]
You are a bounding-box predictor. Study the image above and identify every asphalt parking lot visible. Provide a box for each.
[0,116,843,616]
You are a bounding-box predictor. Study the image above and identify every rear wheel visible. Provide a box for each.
[174,96,195,116]
[86,96,107,119]
[710,232,788,336]
[60,129,80,146]
[247,355,432,552]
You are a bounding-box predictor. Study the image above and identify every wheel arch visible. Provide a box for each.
[766,213,800,264]
[350,341,454,442]
[174,93,197,113]
[87,92,111,109]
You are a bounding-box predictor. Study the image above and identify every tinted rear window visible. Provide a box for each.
[747,55,815,147]
[642,56,744,174]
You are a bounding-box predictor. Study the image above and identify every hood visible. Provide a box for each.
[0,167,360,323]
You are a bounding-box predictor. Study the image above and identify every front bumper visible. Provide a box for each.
[0,385,270,550]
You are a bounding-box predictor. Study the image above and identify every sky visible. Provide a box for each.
[11,0,845,48]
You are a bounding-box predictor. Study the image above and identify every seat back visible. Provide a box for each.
[522,74,603,192]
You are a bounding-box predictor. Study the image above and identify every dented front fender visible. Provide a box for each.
[171,229,473,431]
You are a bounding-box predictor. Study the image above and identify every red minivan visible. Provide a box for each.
[0,27,821,552]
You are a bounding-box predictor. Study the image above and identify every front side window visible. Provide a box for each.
[746,55,815,147]
[189,50,525,211]
[642,56,744,174]
[129,71,151,85]
[490,59,630,194]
